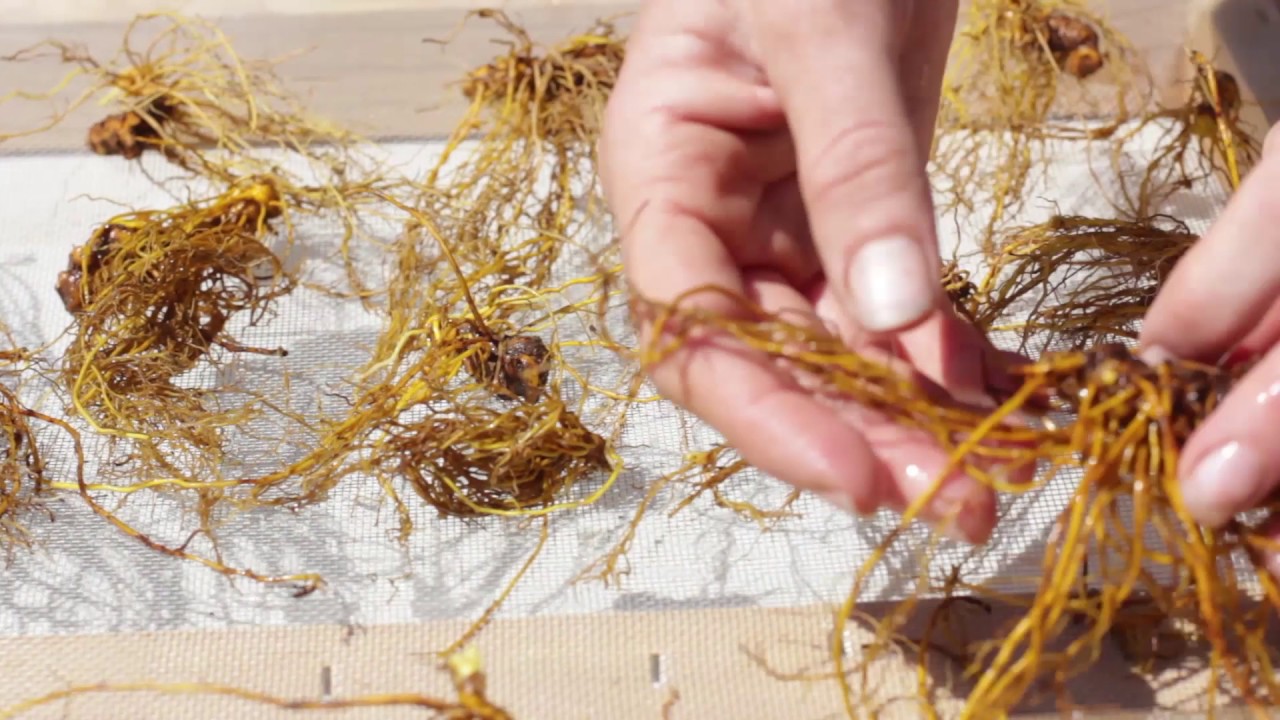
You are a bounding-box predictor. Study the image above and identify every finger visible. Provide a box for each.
[634,236,997,540]
[603,13,866,501]
[813,279,880,350]
[601,87,789,217]
[986,348,1036,400]
[807,277,1020,406]
[836,400,999,543]
[601,5,790,214]
[891,312,1006,405]
[736,178,822,286]
[1223,297,1280,367]
[1140,147,1280,363]
[620,204,891,511]
[898,0,960,156]
[624,65,783,131]
[603,118,796,315]
[1263,121,1280,160]
[598,73,782,198]
[1177,342,1280,529]
[747,272,997,541]
[611,0,784,133]
[747,0,946,334]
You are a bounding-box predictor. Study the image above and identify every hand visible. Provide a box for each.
[1140,122,1280,559]
[600,0,1018,542]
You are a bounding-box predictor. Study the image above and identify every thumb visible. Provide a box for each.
[746,0,945,334]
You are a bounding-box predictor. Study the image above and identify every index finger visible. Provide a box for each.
[746,0,950,334]
[1140,124,1280,363]
[605,151,893,507]
[598,16,896,509]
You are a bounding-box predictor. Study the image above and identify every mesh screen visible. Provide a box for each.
[0,115,1235,717]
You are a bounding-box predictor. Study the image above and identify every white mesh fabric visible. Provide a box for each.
[0,116,1237,717]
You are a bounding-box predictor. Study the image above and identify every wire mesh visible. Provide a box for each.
[0,102,1237,717]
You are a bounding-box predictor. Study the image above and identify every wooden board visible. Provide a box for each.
[0,2,638,152]
[0,0,1275,154]
[0,599,1266,719]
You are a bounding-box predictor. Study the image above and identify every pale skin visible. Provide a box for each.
[599,0,1280,558]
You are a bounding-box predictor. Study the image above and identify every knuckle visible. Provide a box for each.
[801,120,922,214]
[641,340,699,409]
[751,0,888,44]
[648,366,692,411]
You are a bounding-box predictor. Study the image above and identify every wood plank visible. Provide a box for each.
[0,3,637,152]
[0,597,1268,719]
[2,0,1273,155]
[0,0,630,26]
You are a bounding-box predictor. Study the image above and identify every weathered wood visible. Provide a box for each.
[2,0,1275,154]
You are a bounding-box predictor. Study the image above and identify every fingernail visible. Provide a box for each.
[937,496,991,545]
[818,491,856,515]
[1182,442,1268,528]
[927,468,991,545]
[934,515,972,544]
[847,235,933,333]
[1140,344,1175,366]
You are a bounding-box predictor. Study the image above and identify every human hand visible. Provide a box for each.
[600,0,1021,543]
[1139,122,1280,558]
